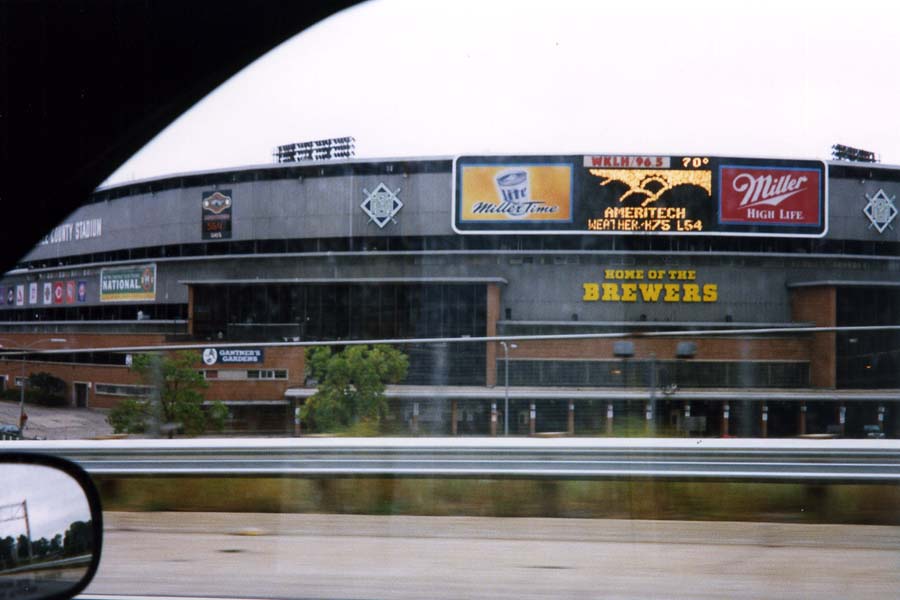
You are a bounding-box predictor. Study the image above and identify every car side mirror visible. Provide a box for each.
[0,453,102,600]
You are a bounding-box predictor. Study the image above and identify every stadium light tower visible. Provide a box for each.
[831,144,879,163]
[273,136,356,163]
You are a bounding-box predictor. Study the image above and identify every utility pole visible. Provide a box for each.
[0,500,32,562]
[500,341,517,436]
[22,501,32,561]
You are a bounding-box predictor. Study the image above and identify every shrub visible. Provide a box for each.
[107,397,149,434]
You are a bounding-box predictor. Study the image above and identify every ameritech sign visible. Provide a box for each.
[452,155,827,237]
[100,264,156,302]
[202,348,264,365]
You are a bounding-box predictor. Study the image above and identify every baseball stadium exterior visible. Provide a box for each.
[1,154,898,437]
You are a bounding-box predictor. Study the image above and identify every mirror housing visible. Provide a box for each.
[0,453,102,600]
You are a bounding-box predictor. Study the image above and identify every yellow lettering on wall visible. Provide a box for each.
[638,283,663,302]
[601,283,621,301]
[584,273,718,304]
[663,284,681,302]
[682,284,701,302]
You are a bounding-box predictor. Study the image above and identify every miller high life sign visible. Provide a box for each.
[719,166,821,227]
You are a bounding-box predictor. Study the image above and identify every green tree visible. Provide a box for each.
[16,534,29,560]
[32,537,49,559]
[26,372,67,406]
[302,344,408,433]
[0,536,15,568]
[106,397,149,434]
[62,521,92,557]
[106,351,227,438]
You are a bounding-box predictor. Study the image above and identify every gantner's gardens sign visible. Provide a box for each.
[583,269,718,303]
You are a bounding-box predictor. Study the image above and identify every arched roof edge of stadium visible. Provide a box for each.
[91,156,900,204]
[91,155,456,200]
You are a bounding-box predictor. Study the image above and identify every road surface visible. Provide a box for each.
[82,512,900,599]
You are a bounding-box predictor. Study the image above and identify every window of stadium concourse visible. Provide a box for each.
[0,303,186,323]
[192,283,488,386]
[17,236,900,271]
[192,283,487,341]
[836,287,900,388]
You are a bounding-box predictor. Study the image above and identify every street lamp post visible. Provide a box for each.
[0,337,67,432]
[500,341,517,436]
[647,353,657,436]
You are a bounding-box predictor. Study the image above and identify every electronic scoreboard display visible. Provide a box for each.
[452,154,827,237]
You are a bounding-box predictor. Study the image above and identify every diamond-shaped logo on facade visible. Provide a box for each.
[864,189,898,234]
[361,183,403,228]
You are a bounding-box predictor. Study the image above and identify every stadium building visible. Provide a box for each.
[1,152,898,437]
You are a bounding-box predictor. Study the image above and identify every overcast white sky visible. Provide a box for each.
[1,465,92,541]
[104,0,900,186]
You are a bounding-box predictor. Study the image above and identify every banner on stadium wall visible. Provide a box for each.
[202,190,232,240]
[100,264,157,302]
[453,155,827,238]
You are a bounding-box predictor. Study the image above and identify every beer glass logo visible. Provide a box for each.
[494,169,533,218]
[495,169,530,203]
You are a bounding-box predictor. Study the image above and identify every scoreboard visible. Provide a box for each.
[452,154,827,237]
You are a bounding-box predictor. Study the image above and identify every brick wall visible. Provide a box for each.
[0,361,138,409]
[502,336,810,362]
[202,346,305,402]
[485,283,501,386]
[0,335,307,409]
[0,332,167,349]
[790,286,836,388]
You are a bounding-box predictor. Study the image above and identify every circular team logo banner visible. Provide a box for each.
[202,348,219,366]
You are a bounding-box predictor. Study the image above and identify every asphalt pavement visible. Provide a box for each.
[0,400,113,440]
[83,512,900,600]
